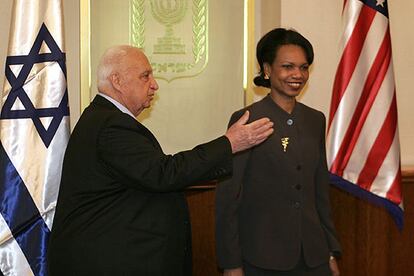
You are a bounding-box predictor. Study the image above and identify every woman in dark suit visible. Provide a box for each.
[215,28,342,276]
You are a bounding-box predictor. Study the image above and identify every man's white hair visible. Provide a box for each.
[97,45,137,91]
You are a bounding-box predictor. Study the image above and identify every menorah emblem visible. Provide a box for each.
[130,0,208,82]
[150,0,188,54]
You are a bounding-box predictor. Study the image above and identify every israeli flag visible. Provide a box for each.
[0,0,70,275]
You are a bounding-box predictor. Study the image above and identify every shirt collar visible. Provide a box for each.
[97,92,136,119]
[264,93,299,117]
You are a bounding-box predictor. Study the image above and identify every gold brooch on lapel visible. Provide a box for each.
[281,137,289,152]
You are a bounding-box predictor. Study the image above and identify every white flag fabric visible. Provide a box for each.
[327,0,403,229]
[0,0,70,275]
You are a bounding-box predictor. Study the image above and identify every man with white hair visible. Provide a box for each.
[47,45,273,275]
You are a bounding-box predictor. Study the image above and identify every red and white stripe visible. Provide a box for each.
[326,0,402,206]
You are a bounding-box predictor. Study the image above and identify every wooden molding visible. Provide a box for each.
[402,166,414,183]
[189,166,414,191]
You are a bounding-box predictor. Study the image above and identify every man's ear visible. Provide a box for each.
[109,73,122,91]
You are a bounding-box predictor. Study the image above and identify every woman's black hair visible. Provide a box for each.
[253,28,314,88]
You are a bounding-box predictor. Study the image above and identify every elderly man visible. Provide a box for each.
[47,45,273,275]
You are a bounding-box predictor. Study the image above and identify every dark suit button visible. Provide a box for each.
[293,201,301,209]
[184,220,189,225]
[295,184,302,190]
[296,165,301,170]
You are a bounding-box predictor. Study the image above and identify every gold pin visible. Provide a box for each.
[281,137,289,152]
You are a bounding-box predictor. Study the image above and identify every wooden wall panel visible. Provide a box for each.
[186,187,222,276]
[186,168,413,276]
[331,168,414,276]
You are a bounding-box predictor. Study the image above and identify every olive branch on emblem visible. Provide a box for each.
[192,0,207,64]
[131,0,145,48]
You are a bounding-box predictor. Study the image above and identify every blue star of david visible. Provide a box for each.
[0,23,70,148]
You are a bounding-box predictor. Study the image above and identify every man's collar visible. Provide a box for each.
[97,92,136,119]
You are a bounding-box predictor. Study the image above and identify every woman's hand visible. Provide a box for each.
[329,256,340,276]
[223,267,244,276]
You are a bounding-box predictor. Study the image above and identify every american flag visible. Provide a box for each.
[0,0,70,275]
[326,0,403,229]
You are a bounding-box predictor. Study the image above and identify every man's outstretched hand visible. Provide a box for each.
[225,111,274,153]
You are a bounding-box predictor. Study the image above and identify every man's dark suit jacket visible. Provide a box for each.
[216,95,341,271]
[48,95,232,275]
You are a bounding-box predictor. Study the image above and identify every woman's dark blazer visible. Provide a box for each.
[216,95,341,271]
[48,95,232,276]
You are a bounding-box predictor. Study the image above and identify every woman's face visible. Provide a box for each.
[264,44,309,99]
